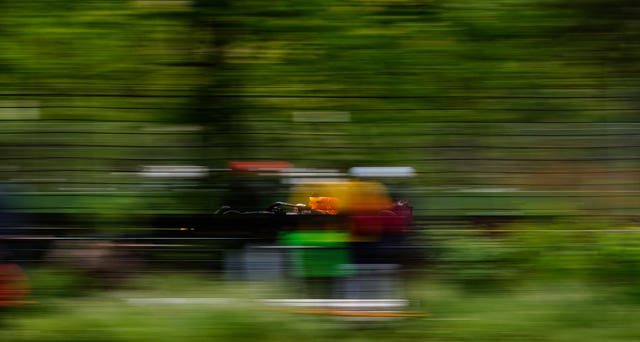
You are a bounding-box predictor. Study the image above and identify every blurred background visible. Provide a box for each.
[2,0,640,341]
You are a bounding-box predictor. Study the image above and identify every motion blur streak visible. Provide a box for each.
[1,0,640,341]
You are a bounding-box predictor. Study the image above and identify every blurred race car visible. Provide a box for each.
[214,179,415,263]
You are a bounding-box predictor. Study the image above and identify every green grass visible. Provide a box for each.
[3,270,640,342]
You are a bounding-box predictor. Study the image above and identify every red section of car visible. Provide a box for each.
[228,161,293,172]
[0,263,30,307]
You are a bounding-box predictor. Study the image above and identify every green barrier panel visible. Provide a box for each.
[279,231,352,278]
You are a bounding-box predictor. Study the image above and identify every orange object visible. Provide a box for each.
[290,181,392,214]
[308,196,340,215]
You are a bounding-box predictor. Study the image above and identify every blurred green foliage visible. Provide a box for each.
[0,1,639,226]
[2,2,640,338]
[432,221,640,297]
[0,0,638,146]
[4,271,640,341]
